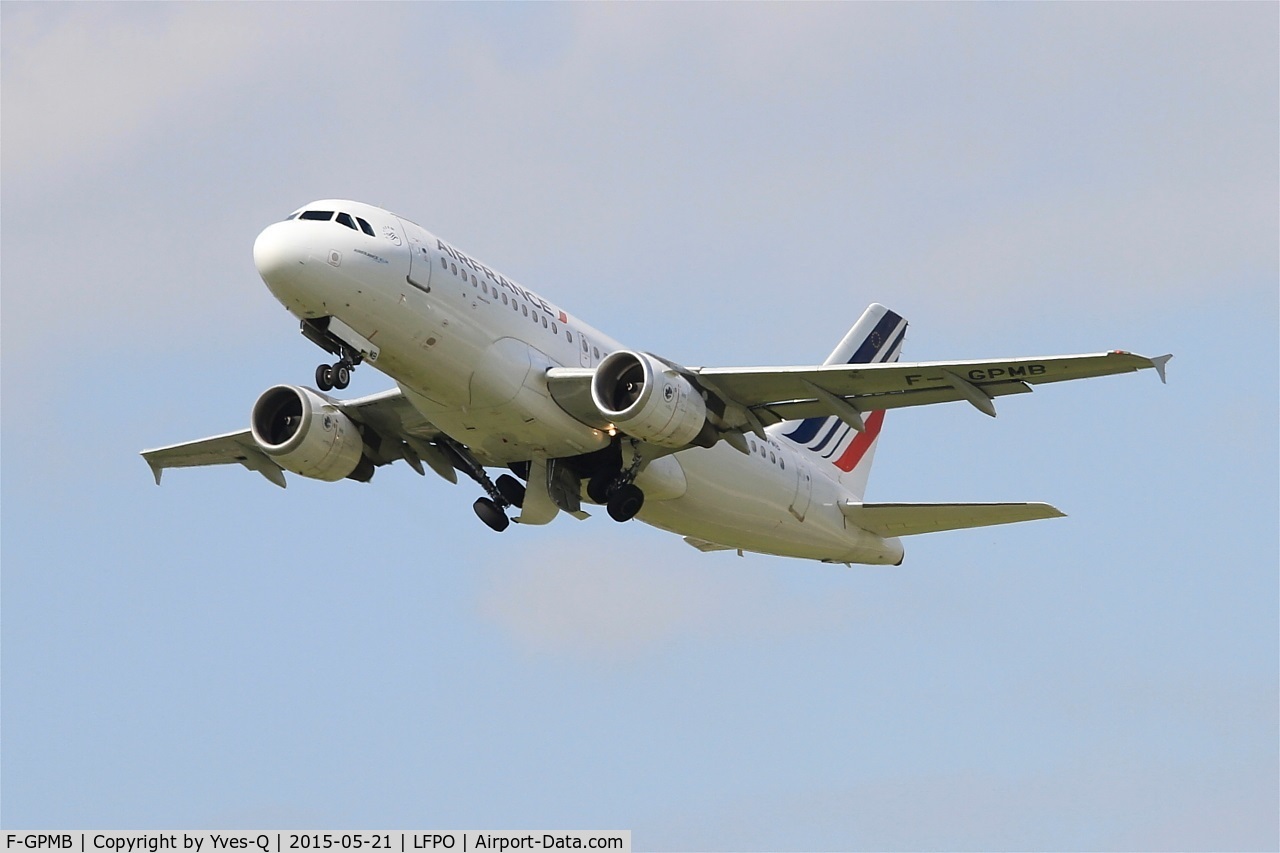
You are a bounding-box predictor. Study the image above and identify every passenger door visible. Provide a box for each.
[397,216,432,292]
[789,460,813,522]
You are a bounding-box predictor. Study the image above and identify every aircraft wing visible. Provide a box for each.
[141,430,285,486]
[695,350,1170,423]
[141,388,449,487]
[547,350,1170,436]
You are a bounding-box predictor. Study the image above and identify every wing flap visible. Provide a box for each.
[840,501,1065,537]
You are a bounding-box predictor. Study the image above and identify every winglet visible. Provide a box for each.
[144,456,164,485]
[1151,354,1172,384]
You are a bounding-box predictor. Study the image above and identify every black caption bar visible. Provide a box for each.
[2,833,630,853]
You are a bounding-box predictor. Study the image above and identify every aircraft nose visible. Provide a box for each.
[253,221,307,286]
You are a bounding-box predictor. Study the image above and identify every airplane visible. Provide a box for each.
[141,199,1171,565]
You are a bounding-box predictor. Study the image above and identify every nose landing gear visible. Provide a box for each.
[315,358,355,391]
[301,318,364,392]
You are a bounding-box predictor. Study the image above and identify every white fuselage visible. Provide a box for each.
[253,200,903,564]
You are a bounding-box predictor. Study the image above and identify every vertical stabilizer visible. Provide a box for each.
[779,303,906,500]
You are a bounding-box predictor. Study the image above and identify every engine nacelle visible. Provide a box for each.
[250,385,365,481]
[590,350,709,448]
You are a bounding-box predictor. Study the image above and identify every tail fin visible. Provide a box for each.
[779,303,906,500]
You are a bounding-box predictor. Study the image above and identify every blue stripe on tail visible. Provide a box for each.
[848,310,904,364]
[783,308,904,444]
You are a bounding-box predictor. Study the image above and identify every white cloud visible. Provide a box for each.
[476,532,862,663]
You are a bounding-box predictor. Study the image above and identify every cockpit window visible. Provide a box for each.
[335,212,357,231]
[299,210,334,221]
[355,217,375,237]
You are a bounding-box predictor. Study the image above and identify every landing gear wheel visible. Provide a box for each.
[607,483,645,522]
[332,362,351,390]
[315,363,334,391]
[473,497,510,532]
[495,474,526,509]
[587,473,613,505]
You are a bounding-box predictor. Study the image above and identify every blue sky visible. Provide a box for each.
[2,3,1276,849]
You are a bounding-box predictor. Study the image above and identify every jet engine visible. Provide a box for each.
[250,385,366,481]
[590,350,711,448]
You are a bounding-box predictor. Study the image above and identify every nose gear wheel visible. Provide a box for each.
[315,358,354,391]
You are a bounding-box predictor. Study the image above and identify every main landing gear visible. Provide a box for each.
[606,483,644,523]
[433,435,525,533]
[587,441,646,523]
[471,474,525,532]
[472,497,509,532]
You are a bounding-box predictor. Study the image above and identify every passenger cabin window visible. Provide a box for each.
[335,212,357,231]
[566,331,573,344]
[592,346,600,359]
[356,217,375,236]
[299,210,334,221]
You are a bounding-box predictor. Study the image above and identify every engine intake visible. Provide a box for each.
[590,350,710,448]
[250,385,366,481]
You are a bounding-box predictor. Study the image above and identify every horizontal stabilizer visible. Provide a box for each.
[840,501,1065,537]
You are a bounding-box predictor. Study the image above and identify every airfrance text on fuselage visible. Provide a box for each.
[437,240,562,320]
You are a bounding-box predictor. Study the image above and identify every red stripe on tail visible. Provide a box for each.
[833,410,886,472]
